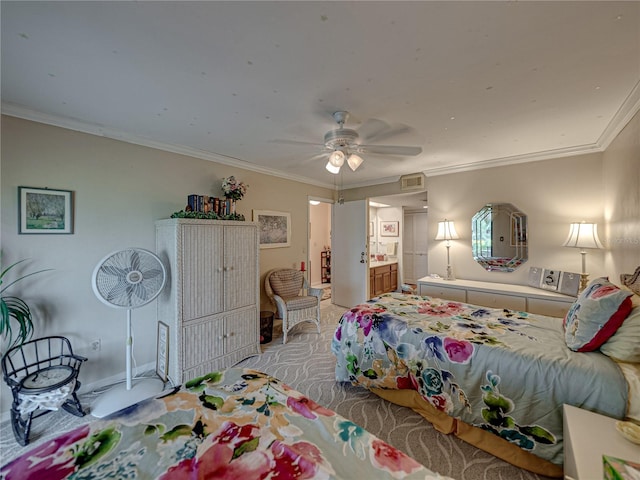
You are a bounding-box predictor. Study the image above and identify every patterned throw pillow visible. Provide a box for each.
[600,295,640,362]
[564,277,633,352]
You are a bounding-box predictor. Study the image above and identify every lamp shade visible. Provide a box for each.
[563,222,603,249]
[347,154,363,171]
[325,160,341,174]
[435,220,459,241]
[328,150,345,167]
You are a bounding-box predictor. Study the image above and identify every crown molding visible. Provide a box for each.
[422,142,604,177]
[4,81,639,187]
[596,78,640,150]
[0,103,337,190]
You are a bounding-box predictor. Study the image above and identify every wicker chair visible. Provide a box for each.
[265,269,323,344]
[1,336,87,445]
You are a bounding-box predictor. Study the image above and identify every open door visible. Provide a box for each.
[331,199,368,307]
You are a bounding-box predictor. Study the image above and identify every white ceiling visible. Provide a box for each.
[2,1,639,189]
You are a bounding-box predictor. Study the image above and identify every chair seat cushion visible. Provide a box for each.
[284,295,318,310]
[17,379,77,415]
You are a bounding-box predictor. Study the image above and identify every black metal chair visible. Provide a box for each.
[1,336,87,445]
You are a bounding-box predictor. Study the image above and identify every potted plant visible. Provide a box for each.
[1,259,50,353]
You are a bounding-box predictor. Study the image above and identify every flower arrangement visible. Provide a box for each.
[221,176,248,201]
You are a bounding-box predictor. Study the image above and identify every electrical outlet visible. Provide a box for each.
[91,339,101,351]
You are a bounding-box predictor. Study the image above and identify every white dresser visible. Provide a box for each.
[417,276,575,317]
[156,218,261,384]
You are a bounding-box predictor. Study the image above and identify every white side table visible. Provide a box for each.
[563,404,640,480]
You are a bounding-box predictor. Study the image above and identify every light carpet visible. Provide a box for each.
[0,300,555,479]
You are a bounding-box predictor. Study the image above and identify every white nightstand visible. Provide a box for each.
[563,404,640,480]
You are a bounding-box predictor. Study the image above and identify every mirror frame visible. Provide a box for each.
[472,203,528,272]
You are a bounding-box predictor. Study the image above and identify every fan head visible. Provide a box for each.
[92,248,166,309]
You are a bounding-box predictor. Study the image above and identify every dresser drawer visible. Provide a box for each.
[527,298,573,318]
[467,291,526,311]
[419,285,466,302]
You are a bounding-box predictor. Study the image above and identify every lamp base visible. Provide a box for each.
[578,273,590,293]
[445,266,456,281]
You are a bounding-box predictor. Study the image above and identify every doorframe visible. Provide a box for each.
[307,195,334,288]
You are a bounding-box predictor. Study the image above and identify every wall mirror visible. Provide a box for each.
[472,203,528,272]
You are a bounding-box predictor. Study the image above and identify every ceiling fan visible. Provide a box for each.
[284,111,423,174]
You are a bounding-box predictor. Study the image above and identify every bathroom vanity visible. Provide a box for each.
[370,260,398,296]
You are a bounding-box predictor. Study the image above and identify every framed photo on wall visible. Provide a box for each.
[253,210,291,248]
[19,186,74,234]
[380,220,399,237]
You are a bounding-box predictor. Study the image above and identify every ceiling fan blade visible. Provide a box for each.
[283,152,328,169]
[270,139,326,148]
[358,119,414,143]
[356,144,422,156]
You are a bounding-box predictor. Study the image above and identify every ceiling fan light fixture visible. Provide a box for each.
[328,150,345,167]
[347,154,363,171]
[325,160,341,174]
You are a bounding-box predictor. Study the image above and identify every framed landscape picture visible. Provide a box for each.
[19,186,74,234]
[380,220,399,237]
[253,210,291,248]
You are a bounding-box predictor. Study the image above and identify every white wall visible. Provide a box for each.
[425,153,606,285]
[425,109,640,285]
[0,116,333,415]
[603,109,640,281]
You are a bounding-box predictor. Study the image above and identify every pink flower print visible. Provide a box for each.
[271,440,323,479]
[370,438,423,474]
[1,425,91,480]
[418,301,464,317]
[443,337,474,364]
[287,396,335,419]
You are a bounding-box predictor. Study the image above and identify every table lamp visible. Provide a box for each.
[563,222,603,292]
[435,219,459,280]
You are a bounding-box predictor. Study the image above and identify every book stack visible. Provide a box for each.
[187,195,235,216]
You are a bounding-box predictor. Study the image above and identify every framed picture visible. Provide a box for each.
[369,221,374,237]
[19,186,74,234]
[253,210,291,248]
[156,321,169,382]
[380,220,399,237]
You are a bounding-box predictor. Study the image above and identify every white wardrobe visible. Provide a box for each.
[156,218,260,384]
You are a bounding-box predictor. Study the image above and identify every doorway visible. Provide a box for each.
[370,192,428,289]
[308,198,333,296]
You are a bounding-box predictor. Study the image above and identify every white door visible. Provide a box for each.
[332,200,368,307]
[403,211,429,284]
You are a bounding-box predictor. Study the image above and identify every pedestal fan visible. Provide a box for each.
[91,248,167,418]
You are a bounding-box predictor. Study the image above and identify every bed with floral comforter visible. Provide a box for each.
[1,367,450,480]
[331,293,629,477]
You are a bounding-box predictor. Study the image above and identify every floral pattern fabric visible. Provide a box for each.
[331,293,628,466]
[1,368,448,480]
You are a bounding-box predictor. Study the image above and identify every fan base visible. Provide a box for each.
[91,377,165,418]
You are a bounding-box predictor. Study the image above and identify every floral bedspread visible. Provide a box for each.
[1,368,448,480]
[331,293,628,466]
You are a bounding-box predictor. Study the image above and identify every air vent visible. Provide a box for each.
[400,173,425,191]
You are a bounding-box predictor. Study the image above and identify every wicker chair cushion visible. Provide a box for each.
[284,296,318,310]
[269,270,303,298]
